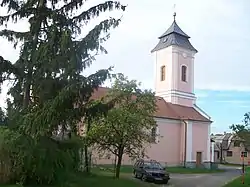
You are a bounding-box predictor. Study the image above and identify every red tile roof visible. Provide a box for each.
[91,87,211,122]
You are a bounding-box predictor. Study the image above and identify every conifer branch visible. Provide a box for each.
[71,1,126,25]
[0,0,20,12]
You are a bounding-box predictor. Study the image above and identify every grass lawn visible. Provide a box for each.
[94,164,225,174]
[68,173,155,187]
[166,167,224,174]
[0,172,155,187]
[0,165,224,187]
[221,163,242,167]
[223,167,250,187]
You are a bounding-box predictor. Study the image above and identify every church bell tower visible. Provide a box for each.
[151,13,198,107]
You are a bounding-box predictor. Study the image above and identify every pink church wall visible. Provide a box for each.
[153,48,173,94]
[192,122,210,161]
[173,96,194,107]
[145,118,181,166]
[176,54,193,93]
[90,119,211,167]
[91,118,182,166]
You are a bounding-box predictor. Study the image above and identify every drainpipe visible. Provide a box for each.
[183,120,187,168]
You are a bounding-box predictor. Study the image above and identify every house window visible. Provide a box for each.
[151,127,157,143]
[241,151,248,158]
[181,65,187,82]
[160,65,166,81]
[226,151,233,157]
[234,140,241,147]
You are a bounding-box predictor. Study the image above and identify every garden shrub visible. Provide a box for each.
[0,126,81,185]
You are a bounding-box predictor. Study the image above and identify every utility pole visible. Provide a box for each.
[241,152,245,184]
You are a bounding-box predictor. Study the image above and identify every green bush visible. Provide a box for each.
[0,126,81,185]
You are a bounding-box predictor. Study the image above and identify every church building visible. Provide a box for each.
[88,13,214,168]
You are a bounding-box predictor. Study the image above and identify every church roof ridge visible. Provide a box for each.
[159,20,190,39]
[90,87,211,123]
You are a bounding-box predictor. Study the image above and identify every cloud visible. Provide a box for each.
[1,0,250,111]
[195,84,250,92]
[0,82,9,108]
[195,92,209,98]
[196,100,205,105]
[215,92,237,98]
[216,100,250,105]
[238,105,250,108]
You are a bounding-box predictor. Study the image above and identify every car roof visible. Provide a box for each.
[136,159,159,163]
[137,159,159,163]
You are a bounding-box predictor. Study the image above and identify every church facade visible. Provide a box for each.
[88,15,214,168]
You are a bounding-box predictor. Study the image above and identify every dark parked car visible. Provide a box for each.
[133,159,170,184]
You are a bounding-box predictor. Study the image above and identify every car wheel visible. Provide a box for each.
[133,171,137,178]
[141,174,147,182]
[163,179,169,184]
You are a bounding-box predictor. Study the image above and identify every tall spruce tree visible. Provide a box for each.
[0,0,126,184]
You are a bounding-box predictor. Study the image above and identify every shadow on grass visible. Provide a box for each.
[67,172,142,187]
[166,167,225,174]
[94,164,225,174]
[0,172,148,187]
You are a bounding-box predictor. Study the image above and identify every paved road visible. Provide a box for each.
[167,165,241,187]
[129,165,242,187]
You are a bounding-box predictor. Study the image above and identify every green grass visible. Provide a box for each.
[167,167,224,174]
[221,163,242,167]
[0,172,152,187]
[223,167,250,187]
[94,164,225,174]
[0,164,225,187]
[93,165,133,173]
[68,173,152,187]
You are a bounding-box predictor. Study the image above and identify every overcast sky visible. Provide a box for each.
[1,0,250,133]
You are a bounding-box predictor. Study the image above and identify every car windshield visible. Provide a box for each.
[144,161,163,170]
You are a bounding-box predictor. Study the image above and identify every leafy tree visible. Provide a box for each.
[230,113,250,148]
[88,74,157,178]
[215,142,224,163]
[82,99,116,173]
[0,0,126,184]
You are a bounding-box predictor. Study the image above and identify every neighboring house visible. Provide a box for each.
[211,133,250,165]
[80,14,214,168]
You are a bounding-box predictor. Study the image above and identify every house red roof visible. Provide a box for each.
[91,87,211,122]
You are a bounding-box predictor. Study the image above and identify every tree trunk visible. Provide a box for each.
[115,147,124,178]
[113,150,117,177]
[84,121,91,173]
[23,70,32,109]
[84,145,89,173]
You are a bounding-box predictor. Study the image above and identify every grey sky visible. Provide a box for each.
[0,0,250,108]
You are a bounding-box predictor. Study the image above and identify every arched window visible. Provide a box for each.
[181,65,187,82]
[160,65,166,81]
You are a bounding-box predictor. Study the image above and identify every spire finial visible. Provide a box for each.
[173,4,176,21]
